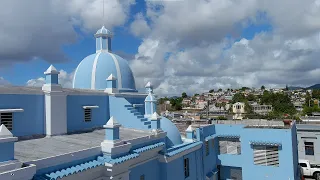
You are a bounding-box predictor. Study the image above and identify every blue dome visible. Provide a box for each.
[160,117,183,147]
[73,52,136,91]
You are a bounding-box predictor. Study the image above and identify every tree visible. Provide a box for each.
[218,88,222,92]
[232,93,246,103]
[181,92,187,98]
[194,93,199,96]
[209,89,214,93]
[285,84,289,91]
[312,90,320,99]
[261,85,265,90]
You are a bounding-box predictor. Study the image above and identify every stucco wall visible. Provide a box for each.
[67,95,109,132]
[297,130,320,164]
[199,124,298,180]
[129,159,160,180]
[0,94,44,137]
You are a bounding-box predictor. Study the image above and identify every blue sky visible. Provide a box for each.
[0,0,319,95]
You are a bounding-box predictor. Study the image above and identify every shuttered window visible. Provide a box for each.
[219,138,241,155]
[253,145,279,167]
[184,158,190,178]
[205,141,209,156]
[84,109,92,122]
[140,175,145,180]
[0,113,13,130]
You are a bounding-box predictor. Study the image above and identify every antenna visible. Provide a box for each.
[102,0,105,26]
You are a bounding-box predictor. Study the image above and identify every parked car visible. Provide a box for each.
[299,159,320,180]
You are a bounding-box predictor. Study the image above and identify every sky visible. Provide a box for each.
[0,0,320,96]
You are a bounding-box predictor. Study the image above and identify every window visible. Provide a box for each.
[253,145,279,167]
[84,109,92,122]
[305,142,314,155]
[184,158,190,178]
[205,141,209,156]
[219,138,241,155]
[299,163,307,167]
[0,113,13,130]
[140,175,145,180]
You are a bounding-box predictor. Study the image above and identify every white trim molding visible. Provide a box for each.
[108,53,122,89]
[91,52,102,89]
[0,109,24,113]
[82,106,99,109]
[159,143,202,163]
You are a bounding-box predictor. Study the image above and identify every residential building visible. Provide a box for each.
[250,103,273,115]
[0,26,300,180]
[297,124,320,164]
[233,102,245,120]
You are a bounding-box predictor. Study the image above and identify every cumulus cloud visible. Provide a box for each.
[130,13,151,37]
[0,0,134,66]
[0,77,10,86]
[26,69,74,88]
[129,0,320,96]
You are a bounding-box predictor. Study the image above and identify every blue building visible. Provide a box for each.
[0,26,300,180]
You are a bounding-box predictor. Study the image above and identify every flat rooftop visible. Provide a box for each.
[15,128,151,162]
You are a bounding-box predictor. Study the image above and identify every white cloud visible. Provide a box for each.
[130,13,151,37]
[0,0,134,66]
[26,69,74,88]
[129,0,320,96]
[0,77,10,86]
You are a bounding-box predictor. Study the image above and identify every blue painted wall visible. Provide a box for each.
[0,142,14,162]
[0,94,44,137]
[197,124,298,180]
[67,95,109,132]
[130,159,160,180]
[109,96,149,130]
[161,150,203,180]
[125,96,145,114]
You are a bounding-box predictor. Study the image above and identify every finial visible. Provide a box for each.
[186,125,193,132]
[151,112,160,120]
[103,0,105,26]
[44,65,59,75]
[104,116,121,128]
[145,82,152,88]
[107,74,117,81]
[0,124,13,138]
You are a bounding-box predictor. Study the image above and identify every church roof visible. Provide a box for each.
[15,128,151,162]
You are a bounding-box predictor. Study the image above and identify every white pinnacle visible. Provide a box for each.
[44,65,59,75]
[145,82,152,88]
[186,125,193,132]
[0,124,13,138]
[106,116,120,127]
[107,74,117,80]
[151,112,160,120]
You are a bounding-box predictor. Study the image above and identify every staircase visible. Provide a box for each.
[124,104,151,129]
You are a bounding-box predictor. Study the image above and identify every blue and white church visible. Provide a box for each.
[0,26,301,180]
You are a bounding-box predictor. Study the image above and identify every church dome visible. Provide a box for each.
[72,27,136,92]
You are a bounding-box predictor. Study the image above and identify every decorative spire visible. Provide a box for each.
[107,74,117,81]
[145,82,153,93]
[151,112,160,120]
[0,124,13,138]
[95,26,113,53]
[44,65,59,75]
[186,125,193,132]
[104,116,121,128]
